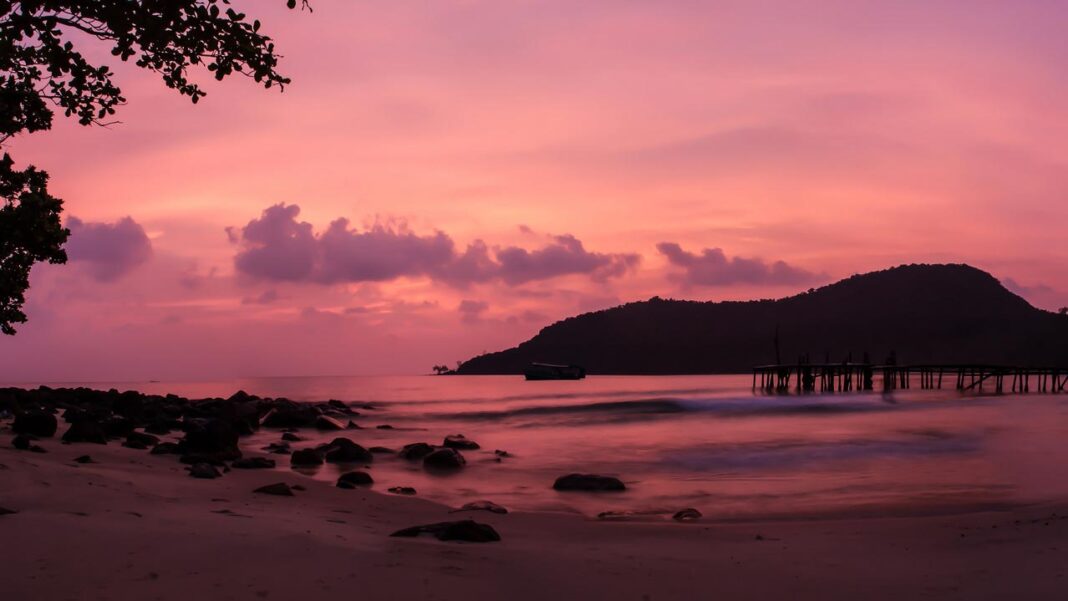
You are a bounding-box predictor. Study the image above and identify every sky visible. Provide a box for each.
[3,0,1068,382]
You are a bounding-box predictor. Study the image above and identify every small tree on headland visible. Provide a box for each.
[432,365,450,375]
[1059,307,1067,316]
[0,0,309,334]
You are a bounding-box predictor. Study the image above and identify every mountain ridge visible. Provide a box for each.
[455,263,1068,374]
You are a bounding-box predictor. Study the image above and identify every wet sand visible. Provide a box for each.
[2,440,1066,600]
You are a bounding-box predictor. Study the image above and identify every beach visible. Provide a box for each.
[3,439,1067,600]
[2,376,1068,599]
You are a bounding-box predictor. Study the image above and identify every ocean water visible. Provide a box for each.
[27,375,1068,519]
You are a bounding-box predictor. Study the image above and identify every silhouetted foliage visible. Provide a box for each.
[431,364,451,375]
[1059,307,1067,316]
[456,264,1068,374]
[0,0,308,333]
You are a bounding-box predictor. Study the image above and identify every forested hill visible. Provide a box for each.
[455,264,1068,374]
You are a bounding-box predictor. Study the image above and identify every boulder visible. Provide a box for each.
[123,431,160,450]
[263,442,291,455]
[369,446,395,454]
[12,434,31,450]
[13,411,57,437]
[188,463,221,479]
[73,455,93,464]
[232,457,276,469]
[552,474,626,492]
[336,471,374,489]
[423,448,466,471]
[181,418,240,461]
[388,486,417,495]
[280,432,303,442]
[398,442,434,461]
[289,448,324,466]
[253,482,295,496]
[62,421,108,445]
[673,508,702,522]
[390,520,500,543]
[452,500,508,515]
[320,438,373,463]
[376,424,394,430]
[260,404,320,428]
[315,415,346,431]
[150,442,183,455]
[443,434,480,450]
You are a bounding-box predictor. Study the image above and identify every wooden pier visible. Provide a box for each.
[752,363,1068,394]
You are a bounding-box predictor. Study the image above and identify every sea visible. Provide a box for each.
[18,375,1068,520]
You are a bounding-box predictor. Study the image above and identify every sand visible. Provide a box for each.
[2,440,1067,600]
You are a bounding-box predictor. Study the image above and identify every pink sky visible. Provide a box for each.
[3,0,1068,381]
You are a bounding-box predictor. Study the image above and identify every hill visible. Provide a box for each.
[455,264,1068,374]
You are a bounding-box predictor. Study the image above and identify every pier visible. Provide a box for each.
[752,363,1068,394]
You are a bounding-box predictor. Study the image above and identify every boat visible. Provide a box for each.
[523,362,587,381]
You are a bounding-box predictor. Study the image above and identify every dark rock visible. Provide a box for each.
[29,445,46,453]
[346,420,361,430]
[12,434,31,450]
[263,442,291,455]
[280,432,303,442]
[388,486,417,495]
[144,419,176,435]
[228,390,255,403]
[452,500,508,515]
[336,471,374,488]
[62,421,108,445]
[320,438,373,463]
[150,442,183,455]
[181,418,240,460]
[398,442,434,461]
[673,508,702,521]
[260,403,320,429]
[13,411,57,437]
[369,446,395,454]
[494,449,511,458]
[0,507,16,516]
[102,416,135,439]
[291,484,306,491]
[231,457,276,469]
[315,415,345,431]
[552,474,626,492]
[254,482,294,496]
[188,463,221,479]
[597,511,633,521]
[390,520,500,543]
[180,453,229,466]
[443,434,480,450]
[73,455,93,464]
[376,424,393,430]
[327,399,353,413]
[423,448,466,471]
[123,431,160,450]
[290,448,324,466]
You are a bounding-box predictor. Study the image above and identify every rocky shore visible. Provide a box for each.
[3,385,1068,600]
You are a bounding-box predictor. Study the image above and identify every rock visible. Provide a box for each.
[0,507,16,516]
[188,463,221,479]
[336,471,374,489]
[150,442,183,455]
[346,420,361,429]
[552,474,626,492]
[12,434,31,450]
[62,421,108,444]
[423,448,466,471]
[376,424,394,430]
[452,501,508,515]
[29,445,46,453]
[280,432,303,442]
[102,416,135,438]
[144,418,176,435]
[369,446,395,454]
[315,415,346,431]
[327,399,352,412]
[673,508,702,522]
[13,411,57,437]
[123,431,160,450]
[494,449,512,458]
[181,418,240,461]
[320,438,373,463]
[253,483,295,496]
[398,442,435,461]
[180,453,229,466]
[290,448,324,466]
[291,484,306,491]
[388,486,417,495]
[232,457,276,469]
[260,404,320,428]
[263,442,291,455]
[443,434,480,450]
[73,455,93,464]
[390,520,500,543]
[228,390,255,403]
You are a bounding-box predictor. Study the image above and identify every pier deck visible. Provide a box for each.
[752,363,1068,394]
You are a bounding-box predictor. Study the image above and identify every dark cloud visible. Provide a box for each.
[66,216,153,282]
[657,242,819,286]
[232,204,640,287]
[458,299,490,323]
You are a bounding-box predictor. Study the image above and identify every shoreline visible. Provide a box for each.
[4,434,1068,599]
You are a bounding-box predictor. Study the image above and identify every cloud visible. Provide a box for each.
[458,299,489,323]
[241,290,280,305]
[657,242,820,287]
[65,216,153,282]
[232,204,640,287]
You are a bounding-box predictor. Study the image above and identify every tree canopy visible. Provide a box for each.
[0,0,307,334]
